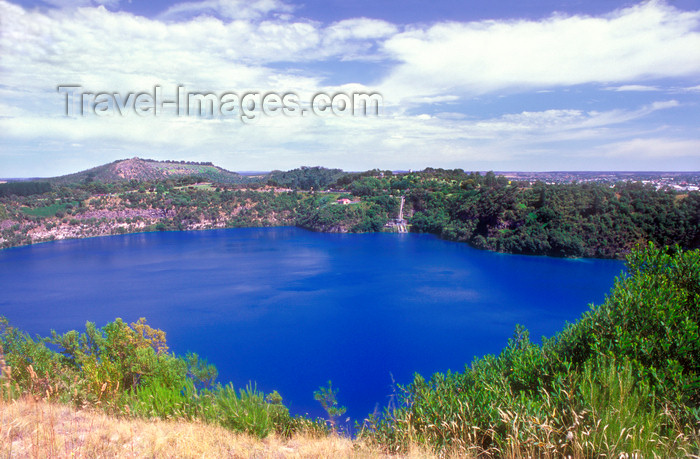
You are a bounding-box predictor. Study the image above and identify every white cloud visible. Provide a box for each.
[324,18,398,41]
[605,85,660,91]
[0,0,699,174]
[0,1,324,97]
[1,97,680,168]
[455,100,680,139]
[379,1,700,102]
[158,0,294,21]
[39,0,122,8]
[317,18,398,61]
[598,138,700,160]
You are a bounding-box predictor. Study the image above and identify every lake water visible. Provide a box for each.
[0,227,623,424]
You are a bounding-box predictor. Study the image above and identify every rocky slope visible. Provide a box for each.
[47,158,254,185]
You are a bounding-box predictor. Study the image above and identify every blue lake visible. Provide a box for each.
[0,227,623,424]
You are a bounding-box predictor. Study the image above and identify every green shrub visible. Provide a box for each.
[0,318,64,400]
[583,244,700,410]
[129,378,197,419]
[314,380,347,430]
[0,317,313,438]
[207,383,289,438]
[576,355,666,457]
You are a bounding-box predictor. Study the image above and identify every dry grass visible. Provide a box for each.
[0,398,439,458]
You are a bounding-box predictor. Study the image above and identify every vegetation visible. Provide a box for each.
[401,170,699,258]
[20,201,80,217]
[295,193,393,233]
[3,160,698,455]
[0,317,326,439]
[2,162,697,259]
[314,380,347,430]
[267,166,346,190]
[0,180,51,198]
[360,243,700,457]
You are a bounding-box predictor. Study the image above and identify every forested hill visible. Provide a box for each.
[0,165,698,258]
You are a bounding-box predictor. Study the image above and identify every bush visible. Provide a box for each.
[581,244,700,409]
[210,383,283,438]
[0,317,315,438]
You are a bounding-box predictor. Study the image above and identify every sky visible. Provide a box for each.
[1,0,699,176]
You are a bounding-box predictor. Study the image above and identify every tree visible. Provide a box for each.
[314,380,346,430]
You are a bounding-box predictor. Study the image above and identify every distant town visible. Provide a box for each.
[495,171,700,191]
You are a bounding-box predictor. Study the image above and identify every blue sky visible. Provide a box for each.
[1,0,699,176]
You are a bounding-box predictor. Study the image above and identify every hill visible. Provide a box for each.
[47,158,254,185]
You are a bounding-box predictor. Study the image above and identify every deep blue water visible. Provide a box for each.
[0,227,623,425]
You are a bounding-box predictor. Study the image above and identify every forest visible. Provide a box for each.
[0,181,52,198]
[0,167,698,258]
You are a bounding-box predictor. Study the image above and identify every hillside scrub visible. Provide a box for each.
[2,168,698,259]
[359,243,700,457]
[0,317,326,440]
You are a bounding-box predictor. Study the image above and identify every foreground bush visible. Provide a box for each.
[0,317,325,438]
[360,243,700,457]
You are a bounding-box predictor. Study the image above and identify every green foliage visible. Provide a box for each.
[407,177,699,258]
[266,166,346,190]
[129,378,199,420]
[581,243,700,409]
[361,244,700,456]
[578,356,666,456]
[0,317,63,400]
[348,177,388,197]
[3,167,697,258]
[0,317,317,439]
[0,181,51,197]
[314,380,347,429]
[184,352,218,389]
[295,195,390,233]
[20,201,79,217]
[209,383,281,437]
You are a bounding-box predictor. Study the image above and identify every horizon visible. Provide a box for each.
[2,156,699,181]
[1,0,700,176]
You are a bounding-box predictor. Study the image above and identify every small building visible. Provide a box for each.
[337,198,352,205]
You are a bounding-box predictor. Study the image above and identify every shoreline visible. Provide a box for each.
[0,221,628,260]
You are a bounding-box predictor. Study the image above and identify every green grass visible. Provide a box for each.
[20,201,79,217]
